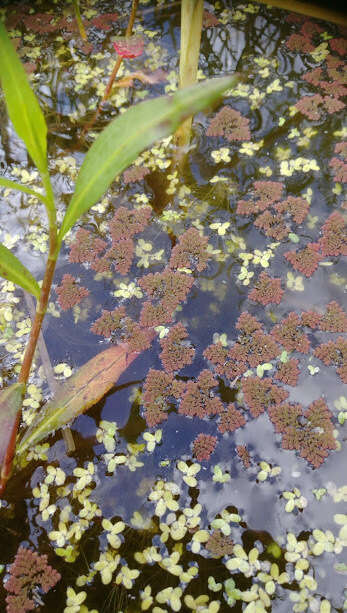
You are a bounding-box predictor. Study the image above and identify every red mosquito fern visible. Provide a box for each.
[236,312,263,335]
[109,206,152,241]
[69,228,107,264]
[254,210,290,240]
[320,212,347,256]
[274,358,300,386]
[91,306,126,337]
[103,240,134,275]
[178,370,223,418]
[91,307,152,352]
[301,310,322,329]
[271,312,310,353]
[218,403,246,433]
[268,398,336,468]
[159,323,195,373]
[5,547,61,613]
[142,369,173,427]
[140,302,173,327]
[56,274,89,310]
[242,377,288,418]
[248,272,284,306]
[320,301,347,333]
[192,433,218,461]
[138,269,194,312]
[91,12,118,31]
[236,444,251,469]
[285,33,314,53]
[123,165,150,184]
[207,106,251,141]
[329,37,347,56]
[274,196,310,224]
[204,342,248,380]
[206,531,234,557]
[284,243,322,277]
[314,337,347,383]
[169,228,210,272]
[237,181,284,215]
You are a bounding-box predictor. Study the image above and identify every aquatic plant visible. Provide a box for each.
[275,358,300,386]
[179,370,224,418]
[159,323,195,373]
[236,445,251,468]
[0,21,236,492]
[268,398,335,467]
[69,228,107,265]
[242,377,288,418]
[320,212,347,256]
[109,205,152,241]
[142,369,173,427]
[207,106,251,141]
[284,243,322,277]
[314,337,347,383]
[271,312,310,353]
[169,227,210,272]
[4,546,60,613]
[218,403,246,433]
[248,271,284,305]
[320,301,347,332]
[55,274,89,311]
[175,0,204,148]
[192,433,217,461]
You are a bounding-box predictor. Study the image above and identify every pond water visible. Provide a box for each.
[0,1,346,612]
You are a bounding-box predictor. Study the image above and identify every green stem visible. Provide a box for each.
[73,0,87,41]
[175,0,204,149]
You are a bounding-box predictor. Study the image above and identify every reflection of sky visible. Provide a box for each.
[1,0,346,607]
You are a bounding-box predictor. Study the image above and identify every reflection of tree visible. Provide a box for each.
[202,11,286,72]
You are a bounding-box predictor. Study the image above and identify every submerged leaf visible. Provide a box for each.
[16,344,141,457]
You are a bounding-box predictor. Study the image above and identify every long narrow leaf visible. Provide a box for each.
[59,75,238,239]
[0,177,48,205]
[16,343,140,456]
[0,383,25,469]
[0,244,40,299]
[0,22,47,176]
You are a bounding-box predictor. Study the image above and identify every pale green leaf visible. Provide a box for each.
[0,22,47,175]
[0,243,40,299]
[0,177,48,204]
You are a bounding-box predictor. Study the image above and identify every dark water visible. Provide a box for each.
[0,1,346,611]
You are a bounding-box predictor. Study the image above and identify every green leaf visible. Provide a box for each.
[0,22,47,176]
[0,177,48,204]
[0,383,25,469]
[59,75,238,239]
[16,343,140,456]
[0,243,40,299]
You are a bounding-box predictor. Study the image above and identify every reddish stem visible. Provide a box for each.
[83,0,139,135]
[0,229,58,494]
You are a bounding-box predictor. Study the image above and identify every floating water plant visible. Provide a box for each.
[0,21,237,493]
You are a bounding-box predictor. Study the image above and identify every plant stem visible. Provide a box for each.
[0,227,59,494]
[73,0,87,41]
[82,0,139,135]
[174,0,204,149]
